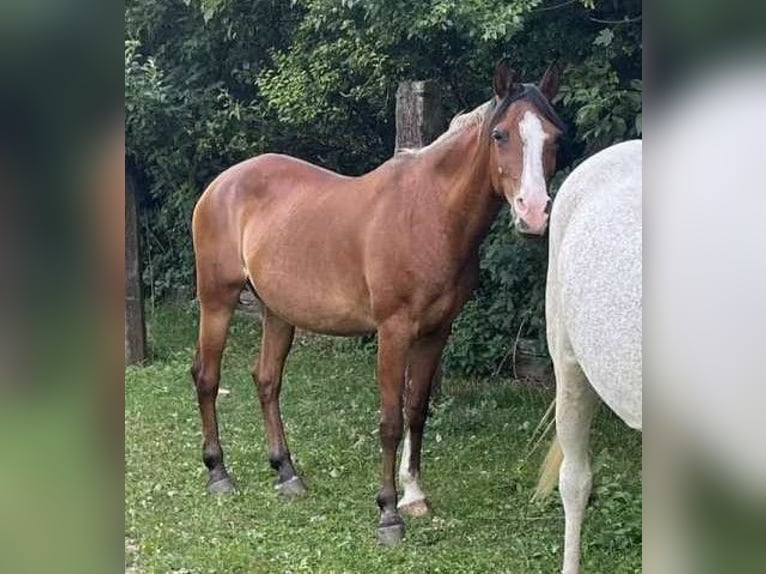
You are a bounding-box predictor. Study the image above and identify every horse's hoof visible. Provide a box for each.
[207,476,236,495]
[377,521,405,546]
[398,498,430,517]
[275,476,307,498]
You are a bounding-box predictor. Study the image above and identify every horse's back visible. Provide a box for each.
[197,153,351,213]
[547,140,642,429]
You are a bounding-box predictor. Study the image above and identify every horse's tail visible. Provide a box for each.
[531,434,563,502]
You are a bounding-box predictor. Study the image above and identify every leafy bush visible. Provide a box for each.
[444,209,549,376]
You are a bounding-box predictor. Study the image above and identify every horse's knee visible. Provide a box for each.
[193,369,219,398]
[256,376,277,404]
[405,377,432,420]
[405,404,427,431]
[379,411,403,446]
[560,458,592,506]
[191,349,220,397]
[190,349,202,381]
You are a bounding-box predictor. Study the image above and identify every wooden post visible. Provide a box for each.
[125,171,147,364]
[395,80,445,401]
[395,80,443,153]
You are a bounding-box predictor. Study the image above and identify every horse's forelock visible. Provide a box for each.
[486,84,566,134]
[416,88,563,152]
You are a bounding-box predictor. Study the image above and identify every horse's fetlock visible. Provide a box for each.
[376,489,397,512]
[203,445,223,470]
[268,452,286,471]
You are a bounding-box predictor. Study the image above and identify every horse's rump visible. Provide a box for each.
[547,140,642,428]
[194,153,385,334]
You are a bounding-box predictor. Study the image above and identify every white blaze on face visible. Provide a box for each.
[518,110,548,201]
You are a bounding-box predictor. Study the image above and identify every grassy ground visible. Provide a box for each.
[126,304,641,573]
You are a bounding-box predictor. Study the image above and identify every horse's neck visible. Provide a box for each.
[427,125,502,257]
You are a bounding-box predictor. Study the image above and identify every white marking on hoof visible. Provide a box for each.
[398,480,428,508]
[398,498,430,517]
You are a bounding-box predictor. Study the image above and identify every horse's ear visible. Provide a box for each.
[539,61,561,102]
[493,58,520,100]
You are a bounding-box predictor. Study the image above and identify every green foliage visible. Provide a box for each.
[559,15,642,152]
[126,0,303,292]
[444,209,549,376]
[126,0,642,374]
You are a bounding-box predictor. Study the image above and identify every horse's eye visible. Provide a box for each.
[491,129,504,141]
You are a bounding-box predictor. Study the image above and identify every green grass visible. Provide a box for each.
[126,304,641,573]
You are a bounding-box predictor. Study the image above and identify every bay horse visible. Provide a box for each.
[190,59,565,544]
[533,140,642,573]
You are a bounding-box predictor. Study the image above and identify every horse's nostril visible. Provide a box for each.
[516,196,525,208]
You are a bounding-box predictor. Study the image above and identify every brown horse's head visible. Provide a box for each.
[486,59,564,235]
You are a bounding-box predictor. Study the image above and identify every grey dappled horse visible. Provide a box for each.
[535,140,642,574]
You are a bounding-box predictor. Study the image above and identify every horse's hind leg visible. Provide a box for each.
[253,308,305,497]
[191,284,242,494]
[398,328,449,517]
[556,356,598,574]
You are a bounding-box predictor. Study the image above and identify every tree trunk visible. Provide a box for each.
[125,171,147,365]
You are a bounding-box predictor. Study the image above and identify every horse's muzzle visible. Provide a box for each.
[513,195,550,235]
[516,215,549,235]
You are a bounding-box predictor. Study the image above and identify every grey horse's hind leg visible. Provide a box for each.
[555,355,599,574]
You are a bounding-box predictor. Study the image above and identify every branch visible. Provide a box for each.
[589,14,642,24]
[531,0,578,13]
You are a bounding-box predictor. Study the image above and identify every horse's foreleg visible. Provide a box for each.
[254,308,304,497]
[192,299,238,494]
[398,329,449,517]
[556,357,598,574]
[375,320,412,545]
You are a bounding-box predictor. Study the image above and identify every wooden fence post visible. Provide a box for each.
[395,80,443,153]
[125,171,147,364]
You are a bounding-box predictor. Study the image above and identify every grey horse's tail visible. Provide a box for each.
[528,398,563,502]
[532,434,563,502]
